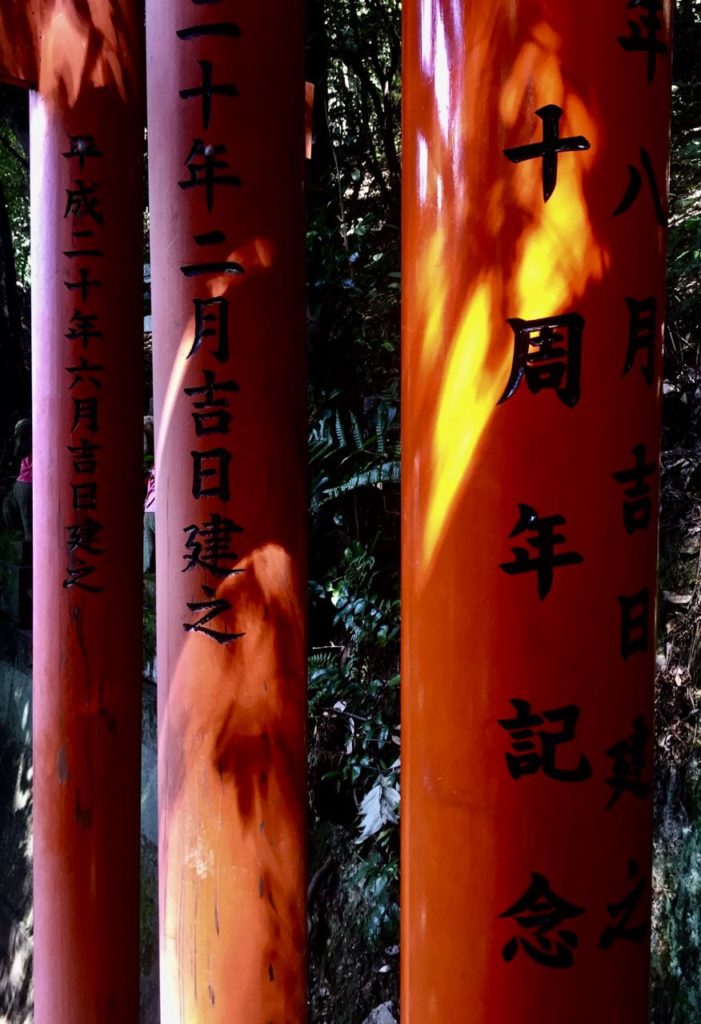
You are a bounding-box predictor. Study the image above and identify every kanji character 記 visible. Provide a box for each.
[498,700,592,782]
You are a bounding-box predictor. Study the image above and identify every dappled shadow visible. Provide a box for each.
[0,0,141,110]
[406,6,614,581]
[159,544,306,1023]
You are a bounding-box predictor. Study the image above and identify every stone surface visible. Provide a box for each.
[361,1002,397,1024]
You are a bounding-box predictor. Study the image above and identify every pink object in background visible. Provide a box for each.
[17,456,32,484]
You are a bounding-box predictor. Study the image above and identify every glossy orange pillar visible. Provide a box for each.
[402,2,671,1021]
[27,3,145,1022]
[146,3,307,1021]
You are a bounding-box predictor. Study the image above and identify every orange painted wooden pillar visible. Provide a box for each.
[402,2,671,1021]
[146,2,307,1021]
[0,2,146,1022]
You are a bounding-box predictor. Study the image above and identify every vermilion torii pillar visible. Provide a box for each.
[146,2,307,1021]
[0,3,145,1022]
[402,2,671,1021]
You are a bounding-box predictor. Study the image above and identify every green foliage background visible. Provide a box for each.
[652,2,701,1020]
[305,2,402,1017]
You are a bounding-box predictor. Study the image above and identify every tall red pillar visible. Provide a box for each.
[28,3,145,1022]
[146,2,307,1021]
[402,2,671,1021]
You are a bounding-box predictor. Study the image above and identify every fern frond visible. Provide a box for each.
[321,460,400,501]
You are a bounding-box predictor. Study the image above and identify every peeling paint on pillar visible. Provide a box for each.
[146,2,307,1021]
[402,1,671,1021]
[29,2,145,1022]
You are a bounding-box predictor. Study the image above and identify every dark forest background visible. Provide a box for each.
[0,0,698,1020]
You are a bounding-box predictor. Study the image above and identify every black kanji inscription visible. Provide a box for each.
[623,296,657,385]
[71,482,98,511]
[180,260,245,278]
[499,313,584,407]
[177,23,241,41]
[64,181,103,223]
[183,513,244,577]
[66,517,105,556]
[66,358,104,390]
[65,310,102,350]
[501,873,586,969]
[498,700,592,782]
[183,584,245,644]
[71,397,99,433]
[618,588,650,659]
[67,439,101,475]
[599,861,648,949]
[179,61,238,130]
[612,444,656,533]
[63,246,103,259]
[188,297,229,362]
[179,140,241,212]
[605,715,651,808]
[192,447,231,500]
[185,369,239,436]
[613,148,666,225]
[500,504,584,600]
[618,0,668,84]
[64,267,102,303]
[194,230,227,246]
[63,134,103,169]
[503,105,591,202]
[63,557,103,593]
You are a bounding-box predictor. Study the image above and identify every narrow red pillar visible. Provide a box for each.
[146,2,307,1020]
[30,3,145,1021]
[402,2,671,1021]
